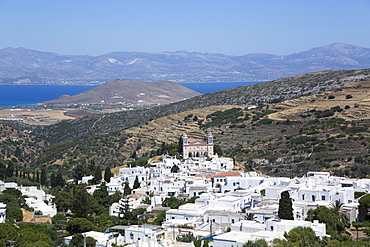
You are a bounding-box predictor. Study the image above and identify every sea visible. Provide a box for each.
[0,81,261,107]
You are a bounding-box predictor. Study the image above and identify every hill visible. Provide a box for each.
[39,79,201,105]
[2,68,370,179]
[0,43,370,84]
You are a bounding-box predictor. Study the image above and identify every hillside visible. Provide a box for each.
[39,79,201,105]
[33,68,370,146]
[3,68,370,179]
[1,43,370,84]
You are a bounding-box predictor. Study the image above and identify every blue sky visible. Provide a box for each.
[1,0,369,56]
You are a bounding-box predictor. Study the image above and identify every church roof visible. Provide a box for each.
[187,138,207,145]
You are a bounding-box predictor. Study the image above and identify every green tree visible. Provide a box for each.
[53,191,73,212]
[66,218,98,235]
[123,182,132,196]
[104,167,113,183]
[359,194,370,221]
[71,187,101,218]
[6,161,15,177]
[18,231,53,247]
[151,211,166,225]
[178,136,183,155]
[40,168,48,186]
[133,175,140,189]
[56,173,65,187]
[171,164,180,173]
[50,174,57,188]
[282,226,319,246]
[93,183,111,208]
[93,166,102,184]
[69,233,96,247]
[242,239,268,247]
[162,197,183,209]
[278,190,293,220]
[0,223,19,243]
[306,205,345,236]
[330,201,349,227]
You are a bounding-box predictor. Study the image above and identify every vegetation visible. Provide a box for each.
[278,191,293,220]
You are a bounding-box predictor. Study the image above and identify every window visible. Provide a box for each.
[231,219,235,224]
[321,195,326,201]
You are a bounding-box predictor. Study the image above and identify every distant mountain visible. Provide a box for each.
[0,43,370,84]
[40,79,201,105]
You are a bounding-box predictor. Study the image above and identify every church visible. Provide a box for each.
[182,132,214,159]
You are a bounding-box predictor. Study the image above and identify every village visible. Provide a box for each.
[0,132,368,246]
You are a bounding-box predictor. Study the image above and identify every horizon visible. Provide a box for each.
[1,1,370,56]
[0,42,367,58]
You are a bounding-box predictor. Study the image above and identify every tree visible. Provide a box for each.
[93,166,102,184]
[178,136,183,155]
[306,205,345,236]
[69,233,96,247]
[66,218,98,235]
[50,174,57,188]
[246,213,256,221]
[273,227,319,247]
[104,167,113,183]
[93,183,111,208]
[73,164,86,181]
[53,191,73,212]
[6,161,14,177]
[171,164,180,173]
[242,239,268,247]
[359,194,370,221]
[55,173,65,187]
[278,191,293,220]
[0,222,19,242]
[18,231,54,247]
[330,201,349,227]
[40,168,48,186]
[71,187,101,218]
[123,182,132,196]
[162,197,183,209]
[133,175,140,189]
[36,170,40,183]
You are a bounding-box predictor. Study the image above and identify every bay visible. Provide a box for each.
[0,81,261,107]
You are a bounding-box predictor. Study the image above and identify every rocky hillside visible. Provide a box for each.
[0,43,369,84]
[39,79,201,105]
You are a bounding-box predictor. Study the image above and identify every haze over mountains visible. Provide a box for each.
[0,43,370,84]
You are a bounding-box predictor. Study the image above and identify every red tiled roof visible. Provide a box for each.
[213,171,241,177]
[195,175,212,179]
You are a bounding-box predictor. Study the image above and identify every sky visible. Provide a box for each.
[0,0,370,56]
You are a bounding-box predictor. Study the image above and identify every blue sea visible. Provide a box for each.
[0,81,261,107]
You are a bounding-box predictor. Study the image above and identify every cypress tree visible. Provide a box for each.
[278,190,294,220]
[133,175,140,189]
[56,173,65,187]
[104,167,112,183]
[7,161,14,177]
[36,170,40,183]
[40,168,48,186]
[93,166,102,184]
[123,182,132,196]
[178,136,183,155]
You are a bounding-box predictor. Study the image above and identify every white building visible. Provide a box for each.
[0,202,6,223]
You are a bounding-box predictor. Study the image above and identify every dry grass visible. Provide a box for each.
[269,80,370,121]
